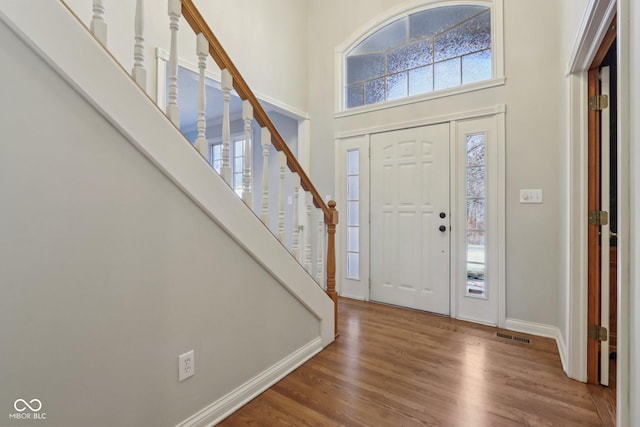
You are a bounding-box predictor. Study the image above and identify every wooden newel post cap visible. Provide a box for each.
[328,200,338,225]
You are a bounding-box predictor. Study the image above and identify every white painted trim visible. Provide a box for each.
[491,0,505,79]
[449,121,459,319]
[457,315,496,328]
[616,1,633,426]
[556,330,569,376]
[566,0,617,74]
[340,294,368,302]
[566,72,588,382]
[335,104,505,139]
[335,78,506,118]
[156,48,310,121]
[496,109,506,329]
[175,337,323,427]
[505,319,568,373]
[0,1,335,346]
[334,0,505,113]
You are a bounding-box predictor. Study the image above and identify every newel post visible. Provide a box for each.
[326,200,339,337]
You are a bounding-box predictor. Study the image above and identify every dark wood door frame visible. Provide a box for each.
[586,16,616,385]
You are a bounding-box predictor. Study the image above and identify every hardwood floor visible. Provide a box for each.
[588,358,616,427]
[220,299,609,426]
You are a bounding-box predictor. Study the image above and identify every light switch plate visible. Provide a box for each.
[520,189,543,204]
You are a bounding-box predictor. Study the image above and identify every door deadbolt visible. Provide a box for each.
[439,212,446,219]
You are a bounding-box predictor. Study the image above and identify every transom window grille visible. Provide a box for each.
[346,150,360,279]
[465,133,486,297]
[345,5,492,109]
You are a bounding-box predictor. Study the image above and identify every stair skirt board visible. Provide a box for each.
[175,337,323,427]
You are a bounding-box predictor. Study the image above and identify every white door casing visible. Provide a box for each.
[370,124,451,315]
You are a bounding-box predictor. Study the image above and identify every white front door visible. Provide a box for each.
[370,124,450,314]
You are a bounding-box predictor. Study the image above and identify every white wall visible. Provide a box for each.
[0,17,321,427]
[62,0,309,113]
[307,0,564,327]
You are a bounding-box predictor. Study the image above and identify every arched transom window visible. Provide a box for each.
[345,5,492,109]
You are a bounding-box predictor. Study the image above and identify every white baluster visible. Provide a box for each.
[131,0,146,91]
[292,173,301,261]
[316,210,325,286]
[90,0,107,45]
[305,192,313,274]
[220,69,233,185]
[167,0,181,127]
[261,128,271,225]
[194,34,208,158]
[277,152,286,244]
[242,101,253,207]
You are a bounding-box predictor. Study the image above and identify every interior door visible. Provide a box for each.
[370,124,450,314]
[599,65,611,386]
[586,20,616,384]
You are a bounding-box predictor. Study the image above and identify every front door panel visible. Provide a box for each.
[370,124,450,314]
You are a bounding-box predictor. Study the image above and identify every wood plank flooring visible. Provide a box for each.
[220,298,612,426]
[588,358,616,427]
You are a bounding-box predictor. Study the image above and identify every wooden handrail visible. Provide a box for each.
[181,0,331,222]
[180,0,338,336]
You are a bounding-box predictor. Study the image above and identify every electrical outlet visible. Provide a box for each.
[178,350,195,382]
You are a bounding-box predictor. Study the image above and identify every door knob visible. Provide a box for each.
[439,225,447,232]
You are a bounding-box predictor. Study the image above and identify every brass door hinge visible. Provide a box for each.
[589,95,609,111]
[589,210,609,226]
[589,325,608,342]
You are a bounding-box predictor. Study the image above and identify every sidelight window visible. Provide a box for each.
[465,133,486,297]
[346,149,360,279]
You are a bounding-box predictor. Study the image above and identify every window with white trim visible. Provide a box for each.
[232,139,244,196]
[209,137,245,197]
[343,3,496,110]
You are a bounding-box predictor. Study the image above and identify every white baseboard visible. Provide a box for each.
[339,293,367,301]
[505,318,568,373]
[175,337,323,427]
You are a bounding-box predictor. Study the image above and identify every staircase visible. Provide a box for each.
[0,1,337,426]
